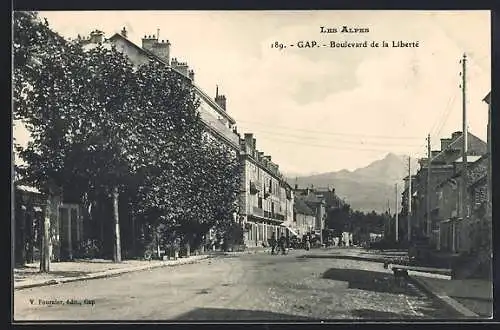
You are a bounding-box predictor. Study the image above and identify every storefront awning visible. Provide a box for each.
[280,223,299,237]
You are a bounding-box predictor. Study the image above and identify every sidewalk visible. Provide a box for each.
[409,276,493,318]
[13,255,210,290]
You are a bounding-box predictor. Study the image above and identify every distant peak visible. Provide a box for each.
[385,152,400,159]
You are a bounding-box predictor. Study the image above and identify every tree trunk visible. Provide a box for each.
[186,241,191,257]
[27,209,34,264]
[156,232,161,259]
[100,202,105,248]
[112,187,122,263]
[21,209,27,265]
[40,196,52,273]
[131,216,136,258]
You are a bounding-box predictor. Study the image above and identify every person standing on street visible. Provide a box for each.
[270,232,277,255]
[279,233,287,255]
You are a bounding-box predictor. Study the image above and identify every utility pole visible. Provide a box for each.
[454,53,468,254]
[426,134,431,237]
[461,53,468,221]
[395,183,399,242]
[408,156,412,242]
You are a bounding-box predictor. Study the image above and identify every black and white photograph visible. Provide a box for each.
[12,10,492,321]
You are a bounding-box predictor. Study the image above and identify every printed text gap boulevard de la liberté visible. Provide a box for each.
[271,25,420,49]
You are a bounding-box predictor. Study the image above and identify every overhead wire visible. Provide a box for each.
[434,92,458,139]
[236,119,423,140]
[237,126,425,148]
[244,131,428,155]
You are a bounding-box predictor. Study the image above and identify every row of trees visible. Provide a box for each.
[13,12,242,270]
[325,202,389,243]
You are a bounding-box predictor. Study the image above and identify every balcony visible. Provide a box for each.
[264,186,271,199]
[253,207,264,217]
[249,181,261,195]
[275,213,285,221]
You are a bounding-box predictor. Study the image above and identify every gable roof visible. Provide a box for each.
[294,197,315,216]
[107,33,236,124]
[432,132,486,164]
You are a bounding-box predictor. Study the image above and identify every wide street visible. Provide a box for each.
[14,248,460,321]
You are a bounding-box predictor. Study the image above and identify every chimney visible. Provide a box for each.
[121,27,128,38]
[177,62,189,76]
[171,58,189,76]
[89,30,104,44]
[440,138,452,151]
[244,133,253,147]
[215,85,227,110]
[188,69,195,81]
[151,39,171,64]
[451,131,462,140]
[142,34,158,52]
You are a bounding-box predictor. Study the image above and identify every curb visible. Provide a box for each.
[14,255,211,291]
[407,275,479,318]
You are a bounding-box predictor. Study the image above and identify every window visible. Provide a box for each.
[258,197,263,209]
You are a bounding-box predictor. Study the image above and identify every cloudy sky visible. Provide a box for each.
[15,10,490,175]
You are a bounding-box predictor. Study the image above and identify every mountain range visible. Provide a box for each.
[286,153,420,213]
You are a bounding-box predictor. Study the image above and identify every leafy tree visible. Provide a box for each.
[14,12,243,265]
[14,11,84,270]
[129,61,241,254]
[14,12,139,263]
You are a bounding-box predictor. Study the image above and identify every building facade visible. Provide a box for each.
[93,29,241,154]
[293,198,316,236]
[79,28,243,246]
[293,187,326,243]
[414,131,487,247]
[239,133,294,248]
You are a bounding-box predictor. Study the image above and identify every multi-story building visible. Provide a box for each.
[239,133,294,248]
[413,131,487,247]
[77,29,242,249]
[292,198,316,237]
[293,187,326,243]
[437,155,488,253]
[82,28,241,154]
[400,175,418,241]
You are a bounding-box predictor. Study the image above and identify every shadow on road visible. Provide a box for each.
[299,255,384,263]
[322,268,420,297]
[174,307,317,321]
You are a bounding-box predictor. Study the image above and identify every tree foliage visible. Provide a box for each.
[326,198,388,242]
[14,11,242,258]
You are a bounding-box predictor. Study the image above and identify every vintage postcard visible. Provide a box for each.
[12,10,492,321]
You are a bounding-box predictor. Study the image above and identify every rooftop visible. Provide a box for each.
[294,197,315,216]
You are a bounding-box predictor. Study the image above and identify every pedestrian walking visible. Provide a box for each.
[305,235,310,251]
[270,232,277,255]
[279,233,287,255]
